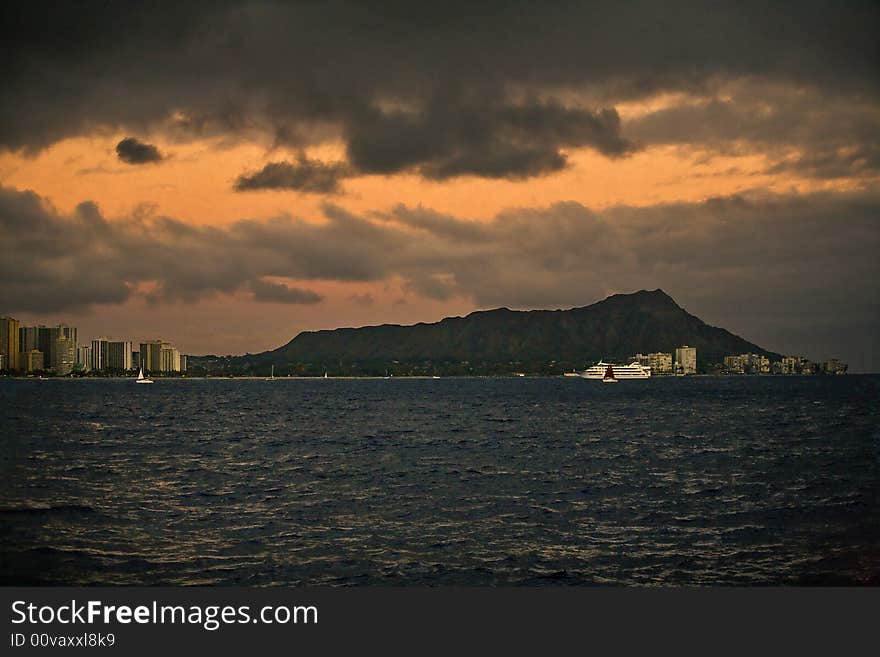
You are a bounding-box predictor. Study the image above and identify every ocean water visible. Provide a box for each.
[1,375,878,586]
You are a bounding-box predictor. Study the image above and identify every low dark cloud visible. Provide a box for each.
[346,101,634,179]
[764,144,880,180]
[623,79,880,179]
[1,182,877,368]
[2,2,877,179]
[234,157,352,194]
[115,137,163,164]
[249,278,323,304]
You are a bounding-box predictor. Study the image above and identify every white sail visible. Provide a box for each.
[135,367,154,384]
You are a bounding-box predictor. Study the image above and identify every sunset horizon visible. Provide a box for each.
[1,2,877,370]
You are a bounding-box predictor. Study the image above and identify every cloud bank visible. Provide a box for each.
[2,1,877,180]
[1,183,877,365]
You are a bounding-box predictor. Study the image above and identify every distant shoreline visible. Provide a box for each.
[0,373,867,380]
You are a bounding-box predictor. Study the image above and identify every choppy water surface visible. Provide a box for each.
[1,376,878,585]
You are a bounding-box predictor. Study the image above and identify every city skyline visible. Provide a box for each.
[0,311,848,378]
[0,300,849,373]
[0,283,861,376]
[0,316,186,374]
[1,2,878,370]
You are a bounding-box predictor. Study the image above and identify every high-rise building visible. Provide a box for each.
[774,355,816,375]
[37,327,52,364]
[20,325,41,352]
[89,339,134,371]
[0,317,21,371]
[20,325,53,368]
[54,325,77,349]
[107,340,133,371]
[28,325,77,372]
[821,359,848,375]
[674,345,697,375]
[49,324,79,376]
[160,343,181,372]
[723,353,770,374]
[633,351,672,374]
[634,352,673,374]
[723,355,743,373]
[91,338,109,371]
[651,352,673,374]
[140,340,163,373]
[51,334,76,375]
[21,349,44,373]
[133,340,184,373]
[76,344,92,372]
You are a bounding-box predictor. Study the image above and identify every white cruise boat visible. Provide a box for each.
[579,360,651,379]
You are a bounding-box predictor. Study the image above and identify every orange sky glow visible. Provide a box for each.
[1,133,866,226]
[1,3,877,368]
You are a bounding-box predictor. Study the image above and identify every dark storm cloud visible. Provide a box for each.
[115,137,163,164]
[234,157,352,194]
[623,80,880,179]
[346,100,634,179]
[2,182,877,367]
[2,2,877,178]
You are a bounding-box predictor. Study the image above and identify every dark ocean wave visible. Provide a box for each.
[0,503,97,516]
[1,375,878,585]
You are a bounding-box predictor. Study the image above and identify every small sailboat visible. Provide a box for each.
[602,364,618,383]
[266,365,275,381]
[135,367,153,384]
[323,371,329,378]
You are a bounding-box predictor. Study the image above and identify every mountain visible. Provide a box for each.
[199,290,780,375]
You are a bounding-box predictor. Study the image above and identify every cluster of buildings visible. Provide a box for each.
[0,316,187,376]
[772,355,846,375]
[722,353,771,374]
[721,353,847,375]
[630,346,848,376]
[633,346,697,375]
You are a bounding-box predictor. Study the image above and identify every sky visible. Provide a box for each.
[1,1,878,369]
